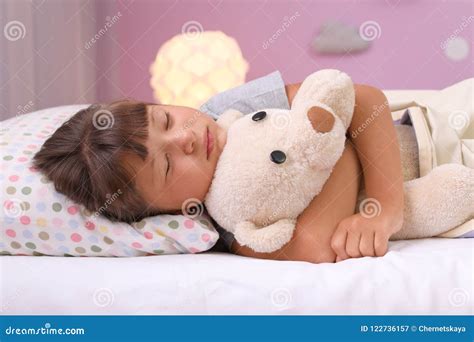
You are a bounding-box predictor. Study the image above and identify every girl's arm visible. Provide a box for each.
[331,84,404,261]
[288,82,404,261]
[231,82,403,263]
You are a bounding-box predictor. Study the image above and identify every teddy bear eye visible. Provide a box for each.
[270,150,286,164]
[252,111,267,121]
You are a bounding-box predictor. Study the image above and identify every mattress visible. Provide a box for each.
[1,237,472,315]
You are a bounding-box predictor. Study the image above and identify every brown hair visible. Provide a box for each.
[32,98,162,223]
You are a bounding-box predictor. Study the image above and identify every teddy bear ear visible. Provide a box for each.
[307,106,335,133]
[291,69,355,130]
[291,69,345,110]
[216,108,244,130]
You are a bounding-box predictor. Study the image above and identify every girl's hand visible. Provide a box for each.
[340,84,406,261]
[330,210,403,262]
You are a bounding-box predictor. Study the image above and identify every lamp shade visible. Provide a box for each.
[149,30,249,108]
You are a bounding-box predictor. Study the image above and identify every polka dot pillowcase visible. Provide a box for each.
[1,105,219,257]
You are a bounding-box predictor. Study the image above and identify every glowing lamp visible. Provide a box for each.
[150,30,249,108]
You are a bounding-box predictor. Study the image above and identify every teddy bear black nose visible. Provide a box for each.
[252,111,267,121]
[270,150,286,164]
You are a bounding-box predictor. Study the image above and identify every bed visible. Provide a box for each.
[1,237,472,314]
[1,86,473,315]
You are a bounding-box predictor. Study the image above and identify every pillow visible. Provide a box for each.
[0,105,219,256]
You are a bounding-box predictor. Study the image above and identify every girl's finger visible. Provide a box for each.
[359,230,376,257]
[374,231,389,257]
[346,230,362,258]
[331,225,350,261]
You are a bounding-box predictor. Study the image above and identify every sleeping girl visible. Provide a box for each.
[32,71,406,264]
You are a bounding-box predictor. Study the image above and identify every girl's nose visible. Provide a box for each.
[173,129,195,155]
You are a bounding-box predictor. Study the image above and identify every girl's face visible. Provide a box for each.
[124,104,227,213]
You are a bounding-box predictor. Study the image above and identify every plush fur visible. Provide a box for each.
[205,69,474,253]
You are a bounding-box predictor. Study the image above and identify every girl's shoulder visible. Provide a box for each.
[199,71,290,119]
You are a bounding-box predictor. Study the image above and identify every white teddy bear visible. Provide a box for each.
[205,69,473,253]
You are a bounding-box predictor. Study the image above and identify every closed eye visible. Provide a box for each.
[165,153,170,177]
[165,111,171,130]
[163,110,172,179]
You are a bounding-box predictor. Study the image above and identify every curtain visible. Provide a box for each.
[0,0,121,120]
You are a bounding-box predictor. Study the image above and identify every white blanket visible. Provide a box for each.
[385,78,473,175]
[1,238,472,315]
[384,81,474,239]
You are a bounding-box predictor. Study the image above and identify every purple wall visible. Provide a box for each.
[109,0,473,103]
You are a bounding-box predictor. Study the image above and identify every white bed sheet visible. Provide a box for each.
[1,238,472,315]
